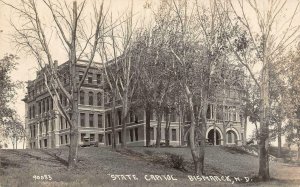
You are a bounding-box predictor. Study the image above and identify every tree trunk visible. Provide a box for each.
[277,122,282,158]
[68,122,78,169]
[145,103,151,147]
[222,104,227,146]
[244,115,247,145]
[121,93,128,148]
[223,123,227,146]
[199,103,207,175]
[68,89,79,169]
[214,122,217,145]
[155,109,162,147]
[165,107,170,147]
[68,1,79,170]
[186,85,205,175]
[178,106,184,146]
[111,90,117,149]
[121,110,127,149]
[68,90,79,169]
[258,124,270,180]
[23,136,25,149]
[258,66,270,180]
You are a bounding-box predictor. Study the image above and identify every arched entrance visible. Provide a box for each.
[226,130,238,144]
[207,129,221,145]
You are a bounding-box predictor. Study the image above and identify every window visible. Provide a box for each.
[39,102,42,114]
[65,119,69,128]
[44,139,47,148]
[206,104,211,119]
[89,114,94,127]
[216,105,223,120]
[118,111,122,125]
[79,71,84,81]
[227,132,232,143]
[79,74,83,81]
[81,133,86,142]
[88,92,93,105]
[107,113,111,127]
[46,98,49,111]
[64,96,67,106]
[97,74,101,84]
[97,92,102,106]
[118,131,122,144]
[65,135,68,144]
[232,107,237,121]
[42,100,45,113]
[60,136,63,144]
[80,113,85,127]
[186,111,191,121]
[40,100,43,113]
[80,91,85,105]
[32,105,35,118]
[45,120,48,134]
[29,107,31,119]
[88,73,93,84]
[98,114,102,128]
[135,114,139,123]
[33,125,36,137]
[134,128,138,141]
[39,124,42,134]
[150,127,154,140]
[49,98,53,110]
[60,116,64,129]
[30,126,32,137]
[98,134,103,142]
[130,111,134,122]
[172,129,177,141]
[107,134,111,145]
[90,134,95,141]
[224,106,229,121]
[130,129,134,142]
[171,110,176,122]
[51,119,54,131]
[227,130,237,144]
[150,110,154,120]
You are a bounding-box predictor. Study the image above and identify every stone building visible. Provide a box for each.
[23,60,245,149]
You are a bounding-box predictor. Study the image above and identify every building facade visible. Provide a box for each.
[23,61,246,149]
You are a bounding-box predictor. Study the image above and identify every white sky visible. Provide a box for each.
[1,0,300,148]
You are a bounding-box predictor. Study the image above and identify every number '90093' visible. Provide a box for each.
[33,175,52,181]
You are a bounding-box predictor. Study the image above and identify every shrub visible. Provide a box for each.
[166,153,184,170]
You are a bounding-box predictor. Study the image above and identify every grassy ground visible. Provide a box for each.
[0,146,299,187]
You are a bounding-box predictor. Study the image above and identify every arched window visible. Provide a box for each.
[88,92,94,105]
[80,91,85,105]
[226,130,238,144]
[97,92,102,106]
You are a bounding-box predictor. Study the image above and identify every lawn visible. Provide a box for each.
[0,146,299,187]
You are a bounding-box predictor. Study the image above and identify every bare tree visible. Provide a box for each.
[3,0,110,169]
[98,3,142,148]
[219,0,300,180]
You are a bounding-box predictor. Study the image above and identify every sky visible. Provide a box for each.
[0,0,157,148]
[1,0,300,148]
